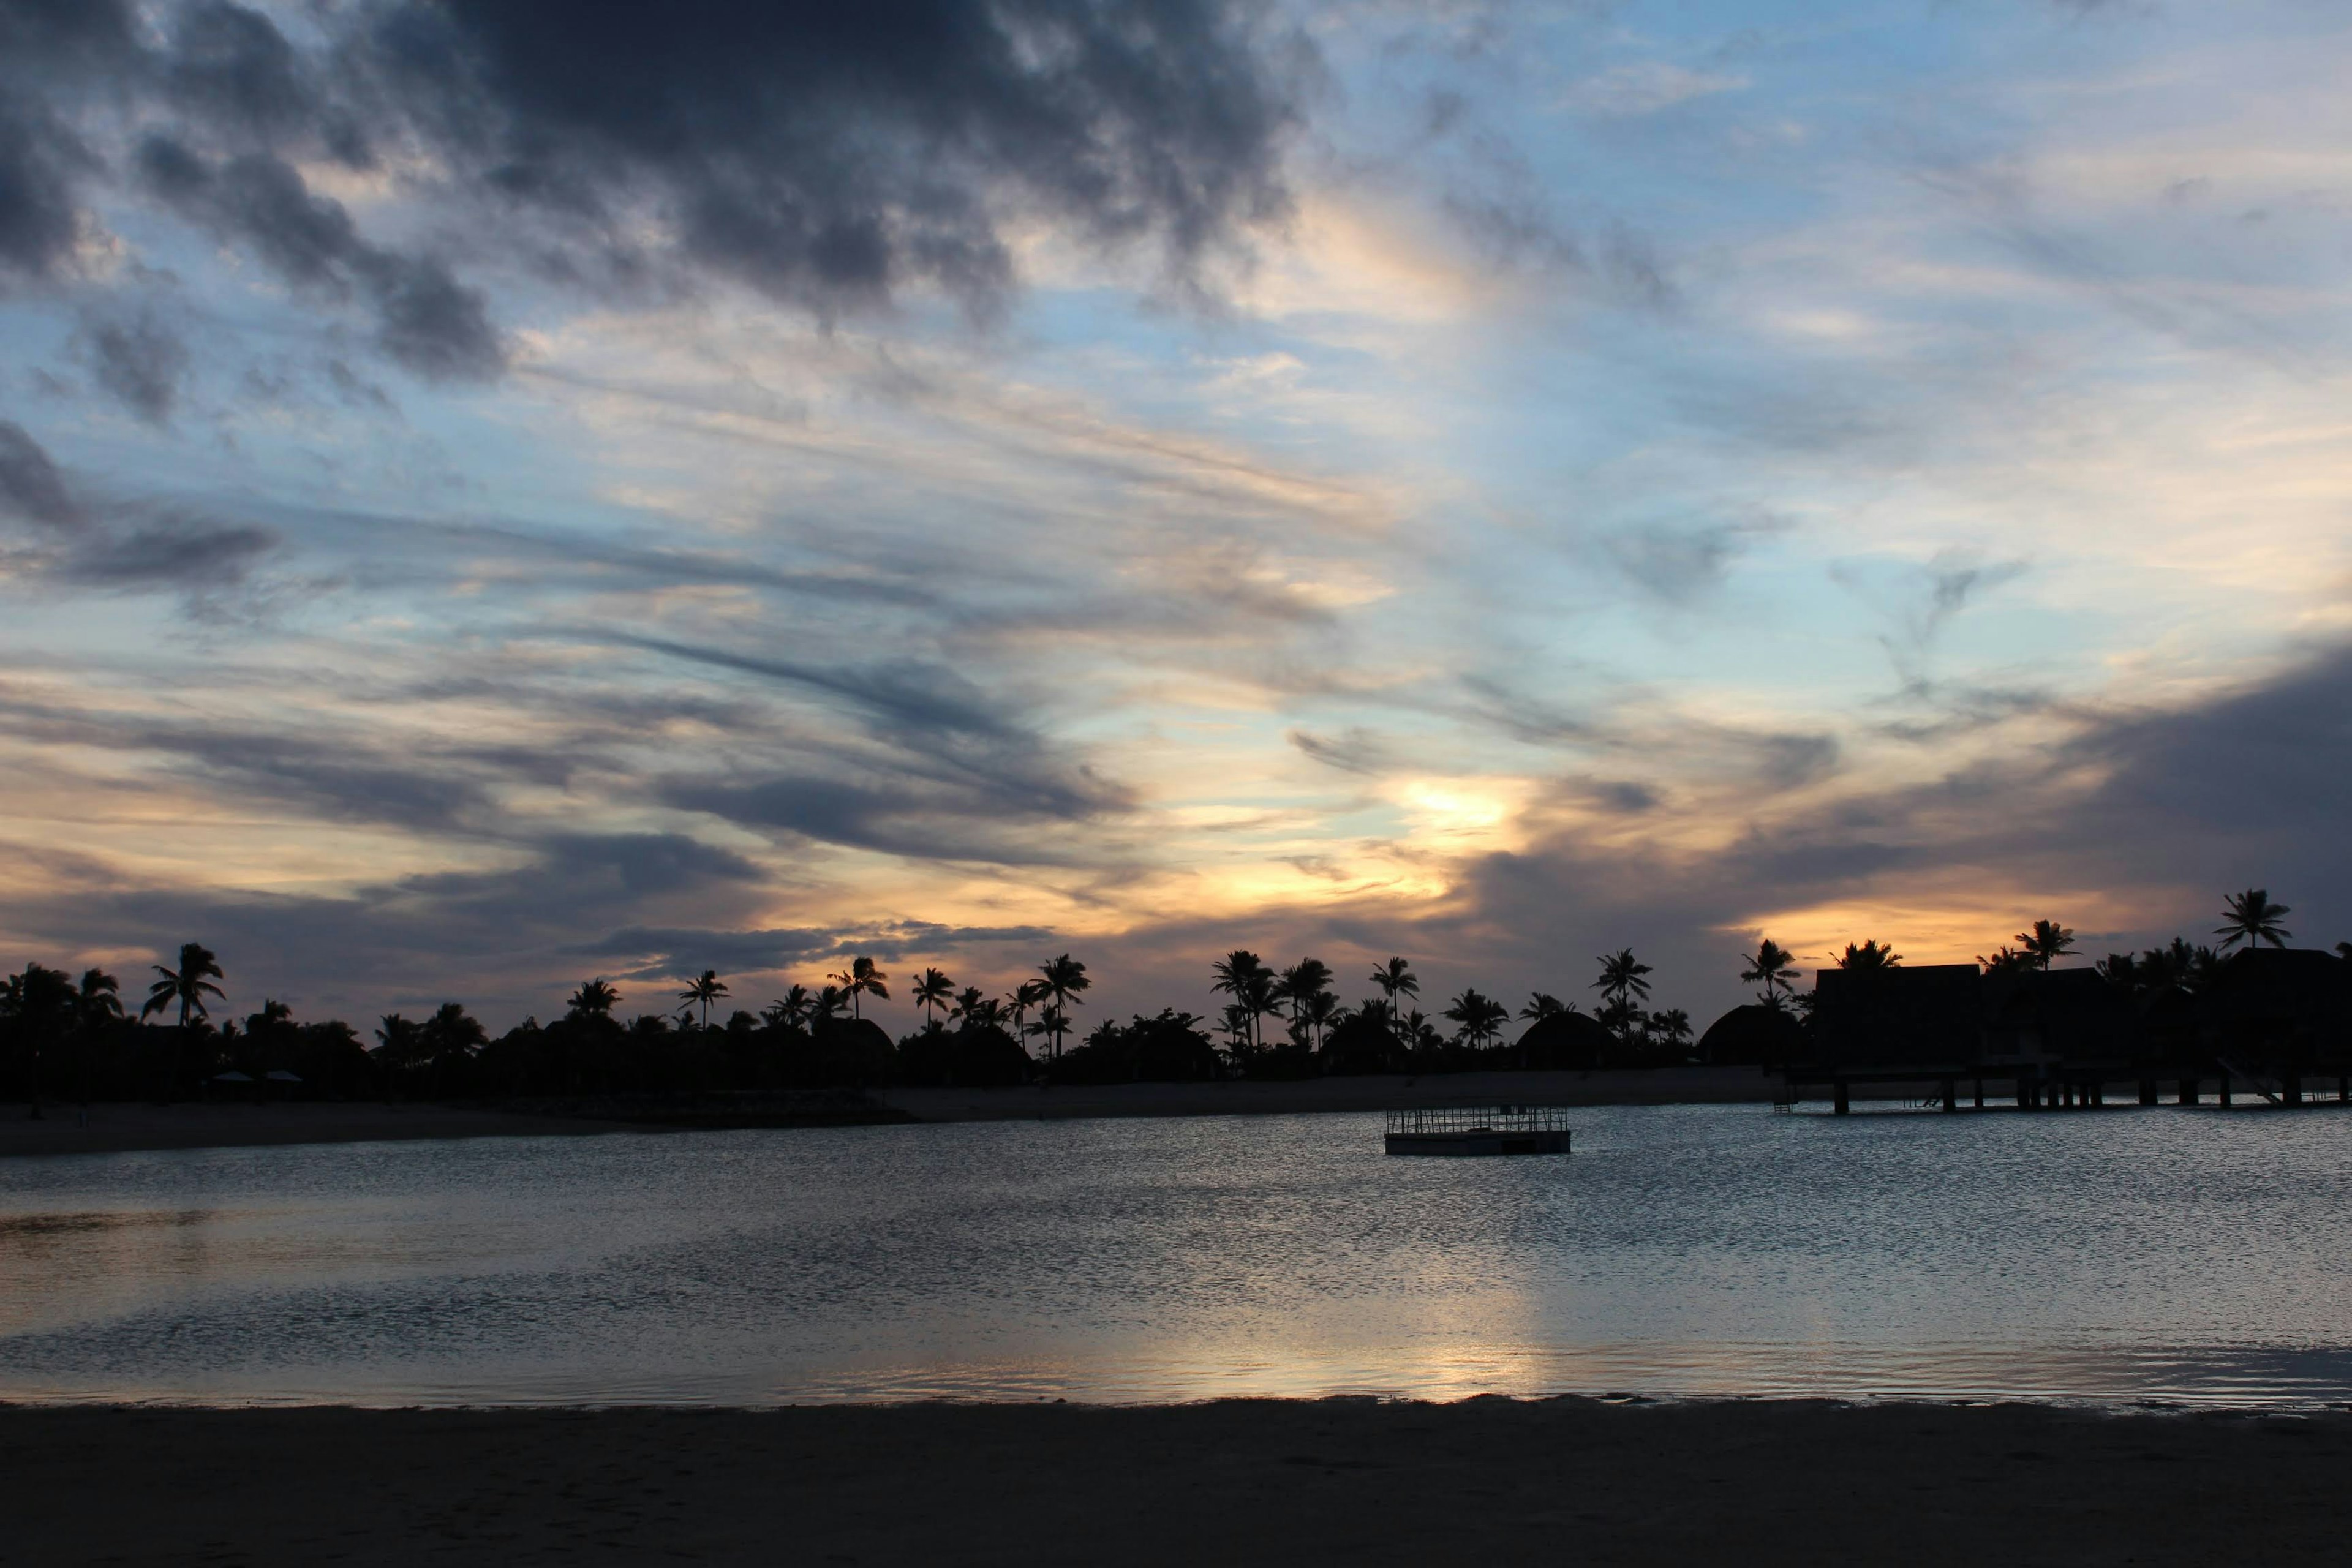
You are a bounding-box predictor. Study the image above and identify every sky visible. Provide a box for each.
[1,0,2348,1035]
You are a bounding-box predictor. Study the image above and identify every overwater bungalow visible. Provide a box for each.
[1768,948,2352,1112]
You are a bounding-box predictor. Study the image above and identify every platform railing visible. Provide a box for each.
[1385,1106,1575,1136]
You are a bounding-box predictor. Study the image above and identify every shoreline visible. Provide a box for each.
[3,1396,2346,1564]
[0,1068,1779,1159]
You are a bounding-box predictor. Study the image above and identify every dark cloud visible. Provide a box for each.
[580,919,1058,980]
[84,313,191,423]
[614,635,1134,850]
[136,139,505,380]
[4,0,1305,369]
[366,0,1304,312]
[1287,725,1391,775]
[0,420,83,528]
[62,521,276,586]
[0,831,774,1019]
[1605,522,1750,602]
[0,106,85,279]
[0,0,139,281]
[164,0,333,149]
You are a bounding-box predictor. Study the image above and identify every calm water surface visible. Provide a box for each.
[4,1103,2351,1406]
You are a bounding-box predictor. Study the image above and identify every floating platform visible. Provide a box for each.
[1385,1105,1572,1157]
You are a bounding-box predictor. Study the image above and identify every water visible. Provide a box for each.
[3,1103,2352,1408]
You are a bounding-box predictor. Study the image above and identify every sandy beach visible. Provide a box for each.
[0,1068,1779,1158]
[0,1101,646,1161]
[878,1065,1779,1122]
[2,1396,2345,1564]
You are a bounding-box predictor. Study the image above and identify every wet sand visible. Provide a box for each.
[3,1397,2345,1564]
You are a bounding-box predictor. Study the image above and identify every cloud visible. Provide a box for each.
[83,313,191,424]
[61,521,276,587]
[6,0,1308,361]
[362,0,1307,313]
[135,139,506,381]
[1604,519,1782,603]
[0,0,139,280]
[1561,62,1747,117]
[0,421,84,529]
[1287,725,1392,775]
[580,919,1060,981]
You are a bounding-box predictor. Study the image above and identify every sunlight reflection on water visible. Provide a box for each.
[3,1104,2351,1408]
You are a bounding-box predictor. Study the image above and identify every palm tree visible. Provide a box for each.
[1593,949,1654,1044]
[142,942,225,1028]
[2215,888,2292,952]
[1211,951,1279,1054]
[1301,989,1340,1051]
[1593,949,1653,1009]
[567,978,621,1019]
[373,1014,423,1085]
[1739,938,1800,1008]
[1276,958,1333,1047]
[2016,919,2076,970]
[1519,992,1567,1022]
[1007,978,1049,1040]
[1836,940,1902,971]
[1649,1008,1694,1056]
[2,963,74,1119]
[762,984,815,1031]
[812,985,849,1023]
[71,968,121,1114]
[949,986,1008,1031]
[75,969,122,1032]
[1978,945,2035,974]
[911,967,956,1031]
[1036,955,1090,1058]
[1442,988,1509,1050]
[828,956,889,1020]
[1368,957,1420,1007]
[677,970,729,1029]
[420,1002,487,1093]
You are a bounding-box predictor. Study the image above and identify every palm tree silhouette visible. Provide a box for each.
[1368,957,1419,1007]
[1210,951,1279,1055]
[374,1013,422,1079]
[1007,978,1049,1041]
[761,983,814,1031]
[1301,988,1339,1051]
[812,985,848,1024]
[1442,988,1508,1050]
[912,967,956,1031]
[2215,888,2292,951]
[677,970,729,1029]
[1519,992,1567,1021]
[2015,919,2076,970]
[1036,955,1090,1058]
[141,943,225,1028]
[1277,958,1333,1046]
[1593,949,1653,1009]
[3,963,74,1118]
[75,969,122,1031]
[828,957,889,1020]
[1835,940,1902,971]
[1739,938,1800,1008]
[70,968,119,1115]
[948,986,1000,1031]
[567,978,621,1019]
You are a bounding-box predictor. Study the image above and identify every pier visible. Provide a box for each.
[1781,1065,2352,1114]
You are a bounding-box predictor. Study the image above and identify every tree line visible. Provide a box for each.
[2,888,2334,1111]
